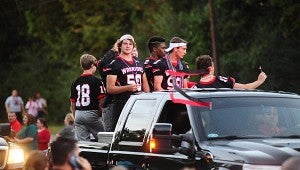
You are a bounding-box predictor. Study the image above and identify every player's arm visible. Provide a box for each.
[233,71,267,90]
[154,75,164,91]
[5,101,9,113]
[106,75,138,94]
[183,78,188,88]
[142,73,150,92]
[71,102,76,117]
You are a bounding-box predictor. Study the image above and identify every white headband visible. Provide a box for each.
[165,42,187,52]
[120,34,134,42]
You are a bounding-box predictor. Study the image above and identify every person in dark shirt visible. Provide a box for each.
[104,34,150,131]
[190,55,267,89]
[144,36,166,91]
[70,54,106,141]
[152,37,189,90]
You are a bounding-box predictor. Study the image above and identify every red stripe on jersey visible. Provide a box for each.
[103,67,111,72]
[230,77,236,84]
[70,98,76,103]
[117,56,134,65]
[172,62,178,67]
[97,94,106,100]
[152,68,159,73]
[81,73,93,77]
[187,82,196,88]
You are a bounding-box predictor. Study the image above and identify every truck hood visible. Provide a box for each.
[203,138,300,165]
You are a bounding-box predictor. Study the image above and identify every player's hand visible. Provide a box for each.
[257,71,267,83]
[127,84,140,92]
[77,156,92,170]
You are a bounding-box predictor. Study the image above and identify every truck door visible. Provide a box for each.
[145,101,195,169]
[109,99,159,169]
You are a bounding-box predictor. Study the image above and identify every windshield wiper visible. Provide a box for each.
[208,135,266,140]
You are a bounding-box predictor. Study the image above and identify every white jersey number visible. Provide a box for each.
[167,76,182,89]
[127,74,142,91]
[76,84,90,107]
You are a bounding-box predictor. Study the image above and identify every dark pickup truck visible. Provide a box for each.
[79,89,300,170]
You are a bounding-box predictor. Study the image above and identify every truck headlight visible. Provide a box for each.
[243,164,281,170]
[7,143,24,164]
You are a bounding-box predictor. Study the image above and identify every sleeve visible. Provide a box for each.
[103,59,118,75]
[70,81,77,103]
[25,101,29,109]
[181,61,190,79]
[218,76,235,88]
[5,97,10,106]
[39,129,51,144]
[152,60,165,76]
[27,125,37,138]
[19,97,24,105]
[98,50,116,75]
[97,78,106,99]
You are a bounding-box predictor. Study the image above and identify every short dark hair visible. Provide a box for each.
[37,117,48,128]
[50,138,77,166]
[147,36,166,53]
[195,55,212,76]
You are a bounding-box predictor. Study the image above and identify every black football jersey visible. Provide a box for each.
[103,56,145,100]
[152,57,189,90]
[194,76,235,88]
[70,74,106,110]
[97,49,117,86]
[144,56,159,92]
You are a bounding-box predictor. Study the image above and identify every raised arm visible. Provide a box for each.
[233,71,267,90]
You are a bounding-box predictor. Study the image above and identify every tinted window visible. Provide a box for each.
[190,97,300,139]
[121,99,157,142]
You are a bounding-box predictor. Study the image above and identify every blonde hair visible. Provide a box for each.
[80,54,97,70]
[65,113,74,125]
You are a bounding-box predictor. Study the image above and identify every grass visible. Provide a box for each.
[48,124,65,135]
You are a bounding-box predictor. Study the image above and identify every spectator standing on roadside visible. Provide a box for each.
[104,34,150,131]
[7,112,22,136]
[70,54,106,141]
[36,118,51,152]
[153,37,189,90]
[144,36,166,91]
[190,55,267,89]
[56,113,76,140]
[25,94,46,118]
[5,89,25,124]
[35,92,48,118]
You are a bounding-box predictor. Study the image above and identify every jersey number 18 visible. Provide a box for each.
[76,84,90,107]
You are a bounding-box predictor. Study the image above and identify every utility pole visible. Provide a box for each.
[208,0,218,74]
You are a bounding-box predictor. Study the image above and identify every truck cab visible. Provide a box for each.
[79,89,300,170]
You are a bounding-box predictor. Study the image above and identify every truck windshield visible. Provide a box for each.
[190,97,300,139]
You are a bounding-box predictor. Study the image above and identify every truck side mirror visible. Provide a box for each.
[0,123,11,136]
[150,123,172,153]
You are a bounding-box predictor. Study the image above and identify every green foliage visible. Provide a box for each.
[0,0,299,123]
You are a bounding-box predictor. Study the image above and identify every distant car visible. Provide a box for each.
[0,123,24,169]
[79,89,300,170]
